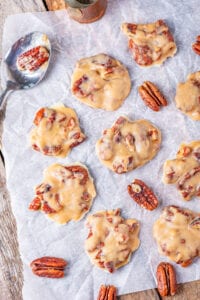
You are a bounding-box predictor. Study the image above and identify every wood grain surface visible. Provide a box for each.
[0,0,199,299]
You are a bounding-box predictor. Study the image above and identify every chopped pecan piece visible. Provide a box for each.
[194,148,200,160]
[42,201,57,214]
[29,196,41,210]
[33,108,45,125]
[17,46,49,72]
[69,132,86,149]
[138,81,167,111]
[125,133,135,145]
[127,23,137,34]
[127,179,159,210]
[179,259,193,267]
[115,116,126,125]
[177,146,192,157]
[30,256,67,278]
[130,42,153,66]
[189,217,200,229]
[113,131,122,143]
[147,129,159,141]
[72,75,90,97]
[156,262,177,296]
[192,35,200,55]
[67,117,76,129]
[36,183,52,195]
[43,145,62,156]
[113,162,125,174]
[177,166,200,200]
[65,165,89,185]
[32,143,40,151]
[97,285,117,300]
[30,183,60,214]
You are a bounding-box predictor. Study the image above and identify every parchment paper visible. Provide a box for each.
[1,1,200,299]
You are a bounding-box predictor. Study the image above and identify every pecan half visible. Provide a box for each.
[127,179,159,210]
[192,35,200,55]
[30,256,67,278]
[138,81,167,111]
[156,262,177,296]
[97,285,117,300]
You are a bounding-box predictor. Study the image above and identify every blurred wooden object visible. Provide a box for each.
[45,0,66,10]
[66,0,107,23]
[46,0,107,23]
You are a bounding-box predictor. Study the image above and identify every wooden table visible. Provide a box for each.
[0,1,199,299]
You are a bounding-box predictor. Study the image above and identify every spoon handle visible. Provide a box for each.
[0,81,18,109]
[0,87,10,109]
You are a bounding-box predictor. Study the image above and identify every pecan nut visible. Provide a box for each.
[138,81,167,111]
[156,262,177,296]
[30,256,67,278]
[127,179,159,210]
[192,35,200,55]
[97,285,117,300]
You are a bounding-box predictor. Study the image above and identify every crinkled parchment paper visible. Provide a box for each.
[1,1,200,299]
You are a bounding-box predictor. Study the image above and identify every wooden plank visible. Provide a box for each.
[119,280,200,300]
[0,2,46,300]
[119,288,161,300]
[0,158,23,300]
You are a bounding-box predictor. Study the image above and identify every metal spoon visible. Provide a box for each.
[0,31,51,109]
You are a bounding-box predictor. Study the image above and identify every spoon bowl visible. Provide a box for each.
[0,31,51,108]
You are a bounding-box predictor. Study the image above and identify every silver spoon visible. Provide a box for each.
[0,31,51,109]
